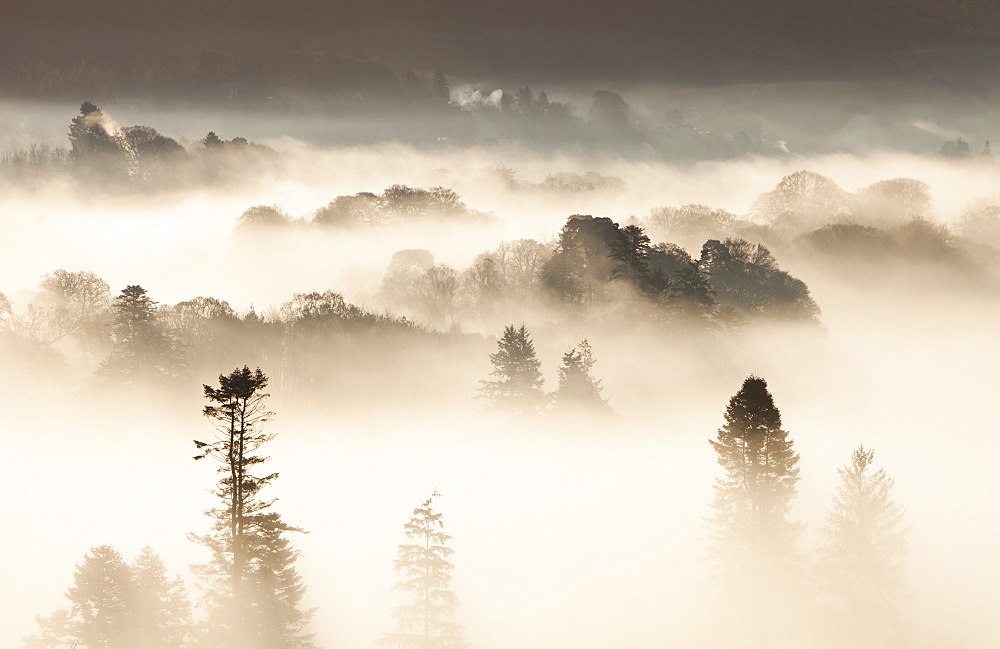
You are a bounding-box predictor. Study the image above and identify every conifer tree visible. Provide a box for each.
[818,445,907,648]
[709,376,801,559]
[477,324,545,414]
[551,340,610,414]
[380,492,465,649]
[132,546,193,649]
[99,284,181,383]
[191,366,314,649]
[707,376,805,646]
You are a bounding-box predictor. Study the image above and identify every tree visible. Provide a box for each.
[24,269,111,343]
[609,224,651,288]
[191,366,314,649]
[854,178,931,227]
[131,546,194,649]
[710,376,801,559]
[818,445,907,649]
[98,284,181,383]
[750,170,849,229]
[66,545,134,649]
[477,324,545,414]
[236,205,293,233]
[588,90,630,128]
[698,239,820,323]
[68,102,124,176]
[380,491,465,649]
[114,125,184,181]
[541,215,621,305]
[707,376,804,646]
[551,340,610,414]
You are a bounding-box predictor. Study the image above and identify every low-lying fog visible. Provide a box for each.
[2,100,998,649]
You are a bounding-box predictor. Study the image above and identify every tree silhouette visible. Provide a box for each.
[818,444,907,649]
[707,376,805,646]
[380,492,465,649]
[477,324,545,414]
[191,366,314,649]
[710,375,801,558]
[551,340,610,414]
[98,284,181,383]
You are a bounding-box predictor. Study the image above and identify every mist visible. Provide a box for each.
[3,23,1000,649]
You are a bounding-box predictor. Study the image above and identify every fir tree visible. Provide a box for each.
[477,324,545,414]
[131,546,193,649]
[65,545,134,649]
[98,284,181,383]
[818,445,907,648]
[191,366,315,649]
[707,376,805,646]
[709,375,801,561]
[551,340,610,414]
[380,491,465,649]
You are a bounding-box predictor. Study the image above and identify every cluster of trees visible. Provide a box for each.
[27,366,465,649]
[26,546,192,649]
[641,170,1000,285]
[477,324,610,416]
[0,275,464,408]
[236,185,494,233]
[378,215,819,332]
[0,102,276,187]
[708,376,907,648]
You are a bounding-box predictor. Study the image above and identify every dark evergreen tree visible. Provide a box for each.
[98,284,182,383]
[551,340,610,414]
[191,367,315,649]
[609,224,651,287]
[710,376,801,559]
[380,492,465,649]
[818,445,907,649]
[707,376,805,646]
[67,102,125,178]
[477,324,545,414]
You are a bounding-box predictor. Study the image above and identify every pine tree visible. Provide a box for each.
[710,375,801,560]
[66,545,135,649]
[707,376,804,646]
[818,445,907,648]
[191,366,315,649]
[68,102,125,178]
[477,324,545,414]
[131,546,193,649]
[380,492,465,649]
[99,284,181,383]
[551,340,610,414]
